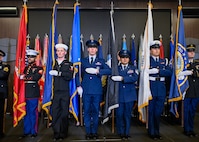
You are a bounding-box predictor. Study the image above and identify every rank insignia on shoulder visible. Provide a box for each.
[3,67,9,72]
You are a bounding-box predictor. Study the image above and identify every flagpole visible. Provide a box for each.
[110,1,115,134]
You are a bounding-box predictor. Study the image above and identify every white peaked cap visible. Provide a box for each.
[150,40,161,46]
[26,49,39,56]
[55,43,68,51]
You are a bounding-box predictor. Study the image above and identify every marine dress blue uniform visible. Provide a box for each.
[116,63,138,138]
[148,56,172,139]
[23,50,43,138]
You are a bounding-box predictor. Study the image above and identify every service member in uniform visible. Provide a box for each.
[19,49,43,138]
[0,50,10,138]
[111,50,138,140]
[147,40,172,140]
[182,44,199,137]
[76,39,111,140]
[49,43,73,141]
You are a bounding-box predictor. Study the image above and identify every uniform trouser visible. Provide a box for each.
[24,98,38,135]
[116,101,134,136]
[0,98,5,135]
[184,97,199,133]
[52,91,69,138]
[148,96,165,136]
[83,94,101,134]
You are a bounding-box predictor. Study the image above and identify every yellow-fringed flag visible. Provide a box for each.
[138,1,153,123]
[42,0,59,120]
[13,3,28,127]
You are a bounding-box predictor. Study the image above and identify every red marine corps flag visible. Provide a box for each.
[13,1,28,127]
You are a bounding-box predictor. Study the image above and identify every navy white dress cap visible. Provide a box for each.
[55,43,68,51]
[150,40,161,49]
[26,49,39,57]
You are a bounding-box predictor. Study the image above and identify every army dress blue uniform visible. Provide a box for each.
[51,59,73,139]
[0,50,10,138]
[79,56,111,137]
[148,56,172,138]
[23,62,43,136]
[116,64,138,138]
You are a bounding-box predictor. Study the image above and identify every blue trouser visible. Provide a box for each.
[184,97,199,132]
[148,96,165,136]
[116,101,134,136]
[24,98,38,135]
[83,94,101,134]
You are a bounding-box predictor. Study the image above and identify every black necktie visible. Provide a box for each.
[123,65,126,70]
[90,57,93,64]
[156,58,158,62]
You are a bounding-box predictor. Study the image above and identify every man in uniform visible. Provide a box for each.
[19,49,43,138]
[111,50,138,140]
[147,40,172,140]
[49,43,73,141]
[76,38,111,140]
[183,44,199,137]
[0,50,10,138]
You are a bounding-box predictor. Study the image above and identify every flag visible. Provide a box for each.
[34,34,44,110]
[138,1,153,123]
[168,5,189,118]
[131,35,137,67]
[159,36,165,58]
[138,34,144,72]
[122,34,127,50]
[39,34,49,106]
[97,35,103,59]
[69,2,81,123]
[13,3,27,127]
[25,35,30,66]
[102,8,119,124]
[80,34,85,58]
[169,36,175,66]
[42,0,59,120]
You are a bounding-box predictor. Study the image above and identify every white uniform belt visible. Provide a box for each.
[25,81,36,83]
[149,76,165,81]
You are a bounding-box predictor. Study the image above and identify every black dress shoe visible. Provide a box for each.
[190,132,198,137]
[184,131,193,137]
[155,135,163,140]
[18,134,28,139]
[85,134,92,140]
[125,135,131,140]
[92,133,98,139]
[31,134,37,138]
[149,135,157,140]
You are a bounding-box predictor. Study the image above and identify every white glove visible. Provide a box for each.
[85,68,99,74]
[77,86,83,98]
[111,76,123,81]
[49,70,58,76]
[147,68,159,74]
[178,70,193,77]
[20,74,25,80]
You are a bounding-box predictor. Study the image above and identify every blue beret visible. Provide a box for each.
[86,40,99,47]
[0,50,5,57]
[119,50,131,58]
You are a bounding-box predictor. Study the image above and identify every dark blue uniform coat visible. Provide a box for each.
[78,57,111,134]
[148,57,172,137]
[116,64,138,136]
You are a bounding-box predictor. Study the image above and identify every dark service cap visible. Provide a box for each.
[187,44,196,52]
[0,50,5,57]
[86,40,100,48]
[119,50,131,58]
